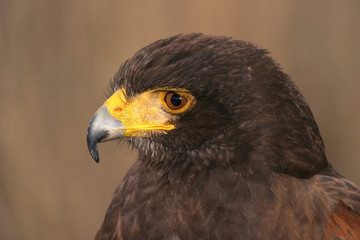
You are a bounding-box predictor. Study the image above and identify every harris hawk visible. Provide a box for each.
[87,33,360,239]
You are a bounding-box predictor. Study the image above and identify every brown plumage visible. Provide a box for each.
[326,203,360,239]
[87,33,360,239]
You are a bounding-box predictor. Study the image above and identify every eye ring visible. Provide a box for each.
[164,92,188,110]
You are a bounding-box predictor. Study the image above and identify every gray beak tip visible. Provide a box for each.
[87,110,107,163]
[88,141,100,163]
[87,127,103,163]
[86,104,125,163]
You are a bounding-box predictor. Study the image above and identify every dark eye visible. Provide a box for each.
[165,92,188,110]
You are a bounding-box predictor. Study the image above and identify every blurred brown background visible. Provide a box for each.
[1,0,359,239]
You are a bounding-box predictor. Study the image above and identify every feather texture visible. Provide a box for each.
[92,33,360,240]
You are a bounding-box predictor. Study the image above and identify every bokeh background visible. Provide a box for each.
[1,0,359,239]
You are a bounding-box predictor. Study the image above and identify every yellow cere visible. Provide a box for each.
[104,88,195,137]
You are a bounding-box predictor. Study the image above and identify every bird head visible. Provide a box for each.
[87,33,328,178]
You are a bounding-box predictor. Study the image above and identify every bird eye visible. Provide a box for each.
[165,92,187,110]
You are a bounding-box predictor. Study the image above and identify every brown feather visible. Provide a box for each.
[326,203,360,240]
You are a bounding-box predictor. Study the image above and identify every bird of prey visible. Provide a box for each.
[87,33,360,240]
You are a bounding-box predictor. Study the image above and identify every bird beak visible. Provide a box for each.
[87,88,176,163]
[87,104,125,163]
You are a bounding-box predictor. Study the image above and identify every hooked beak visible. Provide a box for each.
[86,105,125,163]
[87,88,178,163]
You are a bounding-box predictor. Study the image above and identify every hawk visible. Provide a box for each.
[87,33,360,239]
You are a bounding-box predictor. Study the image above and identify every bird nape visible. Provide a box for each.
[87,33,360,240]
